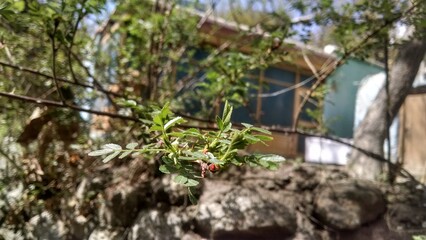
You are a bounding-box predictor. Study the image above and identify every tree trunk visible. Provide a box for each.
[347,37,426,180]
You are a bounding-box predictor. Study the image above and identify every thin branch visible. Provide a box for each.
[293,1,422,129]
[0,89,421,184]
[0,91,136,121]
[49,23,66,105]
[67,6,86,84]
[70,51,119,109]
[0,147,22,173]
[0,60,123,98]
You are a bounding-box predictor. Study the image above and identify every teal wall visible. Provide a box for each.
[324,58,383,138]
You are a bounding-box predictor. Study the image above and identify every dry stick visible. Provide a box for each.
[292,1,422,130]
[0,60,123,98]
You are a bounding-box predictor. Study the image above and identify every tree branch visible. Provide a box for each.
[49,22,66,105]
[70,51,119,109]
[0,91,420,185]
[0,60,123,98]
[0,91,136,121]
[292,1,423,130]
[67,6,86,84]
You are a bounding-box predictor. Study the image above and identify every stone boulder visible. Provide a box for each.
[314,179,386,230]
[28,211,66,239]
[128,208,193,240]
[195,180,297,239]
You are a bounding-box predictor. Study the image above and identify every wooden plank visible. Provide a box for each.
[400,94,426,181]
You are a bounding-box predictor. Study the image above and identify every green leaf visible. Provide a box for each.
[168,132,185,137]
[183,151,207,159]
[244,134,260,143]
[164,116,184,131]
[241,123,253,128]
[102,151,121,163]
[183,128,201,136]
[153,114,163,126]
[222,100,233,127]
[159,165,171,174]
[184,179,199,187]
[159,102,171,119]
[223,122,232,132]
[125,100,137,106]
[216,116,223,130]
[126,142,138,149]
[102,143,122,150]
[253,135,273,142]
[174,175,188,185]
[188,187,198,204]
[149,125,163,131]
[251,127,271,135]
[218,139,232,145]
[119,151,132,159]
[256,154,286,162]
[88,148,114,156]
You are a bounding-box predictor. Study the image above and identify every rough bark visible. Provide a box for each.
[347,36,426,180]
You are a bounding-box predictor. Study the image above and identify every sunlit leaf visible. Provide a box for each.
[102,143,122,150]
[184,179,199,187]
[159,165,171,174]
[188,188,198,204]
[119,151,132,159]
[88,148,114,156]
[251,127,271,135]
[102,151,121,163]
[174,175,188,185]
[126,142,138,149]
[256,154,286,162]
[164,116,184,131]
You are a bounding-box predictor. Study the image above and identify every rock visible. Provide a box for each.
[181,231,206,240]
[128,208,192,240]
[99,182,149,227]
[68,215,94,240]
[0,228,26,240]
[387,203,426,232]
[150,174,191,206]
[336,218,412,240]
[196,180,297,239]
[314,179,385,230]
[28,211,66,239]
[88,229,122,240]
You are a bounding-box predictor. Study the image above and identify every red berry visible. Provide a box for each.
[208,164,220,173]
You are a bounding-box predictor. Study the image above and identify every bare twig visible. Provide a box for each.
[67,5,87,84]
[0,91,136,121]
[70,51,119,109]
[49,22,66,104]
[0,60,123,97]
[0,147,22,173]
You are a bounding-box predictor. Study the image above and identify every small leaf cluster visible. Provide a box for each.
[88,101,285,202]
